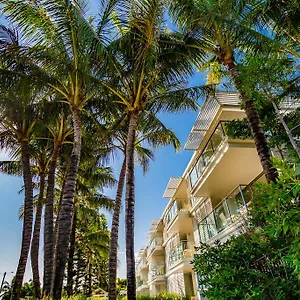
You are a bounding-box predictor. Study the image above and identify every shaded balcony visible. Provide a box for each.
[136,280,149,292]
[147,237,164,258]
[164,199,192,233]
[188,121,263,200]
[136,257,148,273]
[148,265,166,283]
[197,185,253,243]
[168,240,194,271]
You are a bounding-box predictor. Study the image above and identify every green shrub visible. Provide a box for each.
[193,160,300,299]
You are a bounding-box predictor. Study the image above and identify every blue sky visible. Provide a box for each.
[0,1,207,283]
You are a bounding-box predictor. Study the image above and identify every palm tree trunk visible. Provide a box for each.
[270,99,300,158]
[43,144,60,297]
[52,106,82,300]
[11,141,34,300]
[108,157,126,300]
[66,208,77,297]
[53,172,67,256]
[31,173,46,299]
[125,112,138,300]
[225,60,278,183]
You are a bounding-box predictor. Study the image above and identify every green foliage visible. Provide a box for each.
[224,119,253,140]
[250,158,300,275]
[136,292,190,300]
[193,159,300,299]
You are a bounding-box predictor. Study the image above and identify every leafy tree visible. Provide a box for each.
[193,159,300,299]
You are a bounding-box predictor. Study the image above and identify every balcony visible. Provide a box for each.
[136,258,148,273]
[148,265,166,283]
[164,200,192,233]
[147,237,164,258]
[168,240,194,271]
[188,121,262,200]
[137,280,149,292]
[197,185,253,244]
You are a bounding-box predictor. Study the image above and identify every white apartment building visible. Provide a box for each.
[135,92,297,298]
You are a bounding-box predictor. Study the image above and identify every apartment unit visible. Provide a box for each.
[135,92,280,298]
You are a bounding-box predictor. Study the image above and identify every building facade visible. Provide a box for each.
[135,92,292,298]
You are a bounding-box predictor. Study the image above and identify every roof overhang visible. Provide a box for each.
[185,92,241,150]
[163,177,182,198]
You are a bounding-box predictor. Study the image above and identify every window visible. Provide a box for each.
[211,123,225,150]
[188,121,227,188]
[214,202,230,232]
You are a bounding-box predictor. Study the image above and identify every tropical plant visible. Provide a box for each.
[0,27,46,297]
[100,0,207,296]
[169,0,279,183]
[193,159,300,299]
[0,0,120,297]
[105,113,181,300]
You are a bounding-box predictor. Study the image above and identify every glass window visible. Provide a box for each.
[226,190,244,222]
[215,202,231,232]
[198,214,217,242]
[241,185,253,204]
[211,123,225,150]
[196,155,206,176]
[189,166,198,187]
[202,141,214,166]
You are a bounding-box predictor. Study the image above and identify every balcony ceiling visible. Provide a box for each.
[194,140,263,202]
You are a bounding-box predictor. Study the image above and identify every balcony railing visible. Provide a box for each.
[149,265,165,280]
[168,240,193,267]
[148,237,163,255]
[189,121,228,188]
[137,280,146,287]
[136,258,147,272]
[165,200,189,226]
[198,185,253,243]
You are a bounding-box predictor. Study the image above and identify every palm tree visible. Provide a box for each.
[43,113,73,296]
[0,1,119,297]
[258,0,300,59]
[66,160,115,296]
[104,114,181,300]
[0,144,48,299]
[169,0,278,183]
[29,143,49,299]
[99,1,206,297]
[0,26,46,299]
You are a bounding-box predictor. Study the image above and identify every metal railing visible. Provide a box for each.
[149,265,165,280]
[137,280,146,287]
[148,237,163,255]
[136,258,147,272]
[189,121,228,188]
[165,199,190,226]
[197,185,253,243]
[168,240,193,267]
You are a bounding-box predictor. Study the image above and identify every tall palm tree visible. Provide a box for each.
[100,1,206,297]
[0,26,46,299]
[43,113,73,296]
[104,114,181,300]
[169,0,278,183]
[258,0,300,59]
[30,143,48,299]
[0,143,48,299]
[0,1,119,297]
